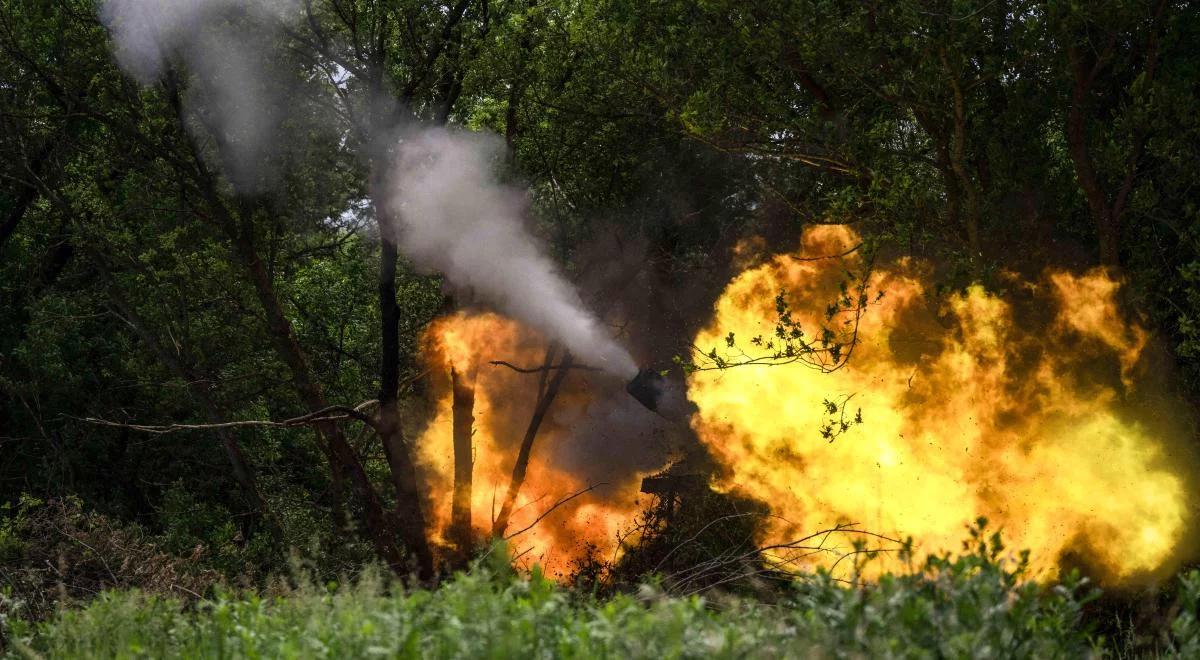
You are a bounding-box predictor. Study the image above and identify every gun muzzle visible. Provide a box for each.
[626,368,665,412]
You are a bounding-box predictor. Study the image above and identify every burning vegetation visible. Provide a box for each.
[415,312,657,574]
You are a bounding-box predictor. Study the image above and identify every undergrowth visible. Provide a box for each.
[10,529,1200,659]
[3,516,1198,658]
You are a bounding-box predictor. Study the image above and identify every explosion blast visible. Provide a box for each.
[689,226,1198,584]
[417,225,1198,585]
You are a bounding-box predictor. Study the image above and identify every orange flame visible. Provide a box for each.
[415,312,644,574]
[687,225,1198,583]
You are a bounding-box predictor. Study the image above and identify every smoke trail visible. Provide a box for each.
[100,0,297,192]
[388,128,638,378]
[101,2,636,378]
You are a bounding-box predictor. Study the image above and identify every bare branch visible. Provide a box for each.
[494,349,576,536]
[503,482,607,541]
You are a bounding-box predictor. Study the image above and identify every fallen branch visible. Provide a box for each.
[653,517,905,595]
[70,400,381,434]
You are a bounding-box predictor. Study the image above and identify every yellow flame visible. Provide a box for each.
[688,225,1197,583]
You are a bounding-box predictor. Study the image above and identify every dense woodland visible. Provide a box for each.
[2,0,1200,655]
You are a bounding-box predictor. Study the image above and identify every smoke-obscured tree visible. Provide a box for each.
[295,0,520,572]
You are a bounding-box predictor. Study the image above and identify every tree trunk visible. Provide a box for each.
[323,428,349,534]
[951,113,981,257]
[1071,0,1167,269]
[503,1,541,157]
[1,116,72,250]
[377,228,437,579]
[0,183,39,250]
[942,52,982,258]
[450,366,476,554]
[911,109,967,250]
[219,203,406,570]
[1065,46,1121,268]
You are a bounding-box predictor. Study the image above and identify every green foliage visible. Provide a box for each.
[1179,259,1200,361]
[0,547,1102,659]
[1168,570,1200,656]
[681,269,879,377]
[0,496,42,564]
[788,520,1102,659]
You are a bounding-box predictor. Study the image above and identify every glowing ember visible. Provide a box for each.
[688,225,1198,584]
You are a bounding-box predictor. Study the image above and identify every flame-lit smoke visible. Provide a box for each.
[414,313,670,573]
[688,225,1198,584]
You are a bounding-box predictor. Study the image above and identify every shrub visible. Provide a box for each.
[1167,570,1200,656]
[0,497,219,623]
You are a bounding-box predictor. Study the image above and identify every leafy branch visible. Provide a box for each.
[819,393,862,442]
[680,256,882,375]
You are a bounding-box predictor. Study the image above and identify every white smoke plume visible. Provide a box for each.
[389,128,638,378]
[100,0,298,192]
[100,1,637,378]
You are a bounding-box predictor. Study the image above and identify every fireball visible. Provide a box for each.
[687,225,1197,584]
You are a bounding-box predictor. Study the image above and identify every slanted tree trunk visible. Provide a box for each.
[493,347,572,537]
[98,263,281,542]
[0,98,77,251]
[0,176,41,250]
[167,59,415,568]
[187,173,407,570]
